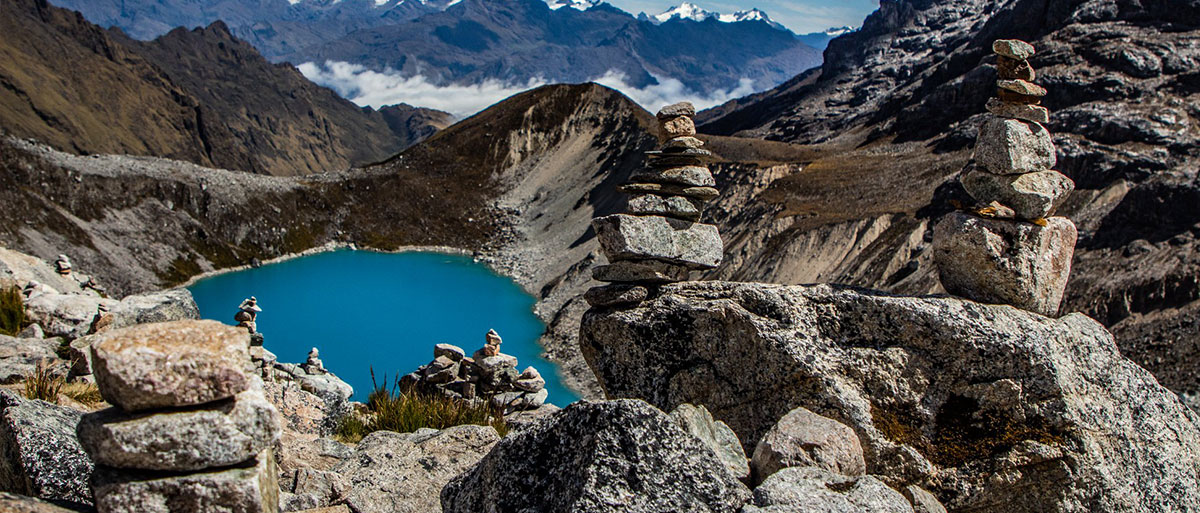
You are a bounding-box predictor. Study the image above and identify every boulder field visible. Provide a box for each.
[581,281,1200,512]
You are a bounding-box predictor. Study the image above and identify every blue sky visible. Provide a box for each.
[606,0,879,34]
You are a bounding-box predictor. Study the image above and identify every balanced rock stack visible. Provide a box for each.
[77,320,282,512]
[55,254,72,276]
[933,39,1078,317]
[586,102,723,308]
[403,330,548,412]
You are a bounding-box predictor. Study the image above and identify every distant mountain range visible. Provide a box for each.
[46,0,834,96]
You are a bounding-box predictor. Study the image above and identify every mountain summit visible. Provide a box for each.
[646,3,787,31]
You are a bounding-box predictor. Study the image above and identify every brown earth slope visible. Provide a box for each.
[0,0,450,176]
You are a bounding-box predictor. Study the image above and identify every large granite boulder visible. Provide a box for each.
[109,289,200,329]
[0,335,63,383]
[442,399,751,513]
[580,281,1200,512]
[90,320,250,411]
[742,466,913,513]
[932,213,1077,317]
[334,425,500,513]
[23,293,116,340]
[77,387,281,471]
[0,390,92,506]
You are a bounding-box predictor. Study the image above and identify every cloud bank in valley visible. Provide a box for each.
[298,61,760,118]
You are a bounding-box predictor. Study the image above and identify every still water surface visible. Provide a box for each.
[188,249,579,404]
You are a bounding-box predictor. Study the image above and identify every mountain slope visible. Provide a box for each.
[697,0,1200,406]
[0,0,449,176]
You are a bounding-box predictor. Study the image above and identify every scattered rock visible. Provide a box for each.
[933,212,1077,316]
[670,403,750,480]
[442,399,750,513]
[91,450,278,513]
[593,214,723,269]
[751,406,866,484]
[901,485,948,513]
[77,387,282,471]
[746,466,913,513]
[90,320,251,411]
[961,168,1075,219]
[336,426,500,513]
[974,117,1056,175]
[0,390,92,506]
[16,324,43,339]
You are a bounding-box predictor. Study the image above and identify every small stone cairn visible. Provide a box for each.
[585,101,724,308]
[933,39,1078,316]
[403,329,548,412]
[55,254,72,276]
[76,320,282,512]
[235,296,262,334]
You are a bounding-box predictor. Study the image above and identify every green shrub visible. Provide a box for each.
[336,370,508,443]
[0,286,24,336]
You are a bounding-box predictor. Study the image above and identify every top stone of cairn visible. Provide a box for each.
[657,102,696,120]
[90,320,252,412]
[993,39,1035,60]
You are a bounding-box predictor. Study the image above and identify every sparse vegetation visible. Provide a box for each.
[0,285,25,336]
[22,360,64,402]
[336,370,508,443]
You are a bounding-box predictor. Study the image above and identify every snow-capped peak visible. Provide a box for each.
[547,0,601,10]
[824,26,856,37]
[653,2,717,23]
[648,4,789,31]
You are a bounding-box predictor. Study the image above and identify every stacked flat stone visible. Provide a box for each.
[933,39,1078,317]
[77,320,282,513]
[401,330,548,412]
[586,102,724,308]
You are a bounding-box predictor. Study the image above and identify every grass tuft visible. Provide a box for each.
[0,286,25,336]
[61,381,106,408]
[336,370,508,443]
[22,360,64,402]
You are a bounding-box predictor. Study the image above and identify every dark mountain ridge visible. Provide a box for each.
[0,0,450,175]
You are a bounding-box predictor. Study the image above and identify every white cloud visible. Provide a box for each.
[298,61,760,117]
[591,70,757,113]
[297,61,548,117]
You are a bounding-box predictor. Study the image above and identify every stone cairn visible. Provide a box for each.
[76,320,282,512]
[933,39,1078,317]
[584,101,724,308]
[403,329,548,412]
[55,254,72,276]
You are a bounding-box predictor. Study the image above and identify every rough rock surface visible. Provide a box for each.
[108,289,200,329]
[902,485,947,513]
[933,213,1077,316]
[670,403,750,480]
[77,387,281,471]
[442,399,751,513]
[974,118,1056,175]
[90,320,250,411]
[751,406,866,484]
[743,466,913,513]
[0,390,92,506]
[91,450,278,513]
[0,492,86,513]
[580,281,1200,512]
[0,335,63,383]
[593,214,723,269]
[23,294,116,340]
[334,425,500,513]
[961,168,1075,219]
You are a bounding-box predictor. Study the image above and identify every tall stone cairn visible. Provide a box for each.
[585,102,724,308]
[933,39,1078,317]
[77,320,282,513]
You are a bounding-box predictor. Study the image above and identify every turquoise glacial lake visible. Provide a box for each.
[188,249,579,405]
